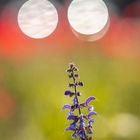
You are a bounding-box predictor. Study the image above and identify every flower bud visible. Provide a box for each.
[69,63,74,69]
[73,67,78,71]
[69,83,74,87]
[66,68,72,73]
[88,106,94,112]
[77,92,81,96]
[78,82,84,86]
[74,74,79,78]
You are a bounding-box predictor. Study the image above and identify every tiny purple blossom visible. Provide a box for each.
[85,96,96,106]
[81,121,86,127]
[71,132,77,138]
[67,115,78,121]
[66,127,75,131]
[86,128,93,135]
[88,112,97,119]
[88,106,94,112]
[62,104,71,110]
[69,121,77,130]
[68,111,73,116]
[88,119,94,127]
[73,97,78,105]
[65,90,75,97]
[78,130,85,139]
[64,90,71,95]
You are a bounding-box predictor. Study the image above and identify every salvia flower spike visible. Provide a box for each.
[62,63,96,140]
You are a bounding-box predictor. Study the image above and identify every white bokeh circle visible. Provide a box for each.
[18,0,58,39]
[68,0,109,41]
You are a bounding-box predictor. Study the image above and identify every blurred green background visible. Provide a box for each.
[0,49,140,140]
[0,0,140,140]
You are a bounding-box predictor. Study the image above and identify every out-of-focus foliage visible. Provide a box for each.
[0,51,140,140]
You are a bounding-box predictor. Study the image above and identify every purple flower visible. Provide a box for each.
[85,96,96,106]
[79,115,86,128]
[80,121,86,128]
[68,111,74,116]
[73,97,78,105]
[62,63,97,140]
[86,127,93,135]
[88,106,94,112]
[89,119,94,123]
[78,130,85,139]
[71,132,77,138]
[88,112,97,119]
[66,127,75,131]
[62,104,71,110]
[71,104,79,112]
[69,121,77,130]
[80,97,95,109]
[67,115,79,121]
[88,119,94,127]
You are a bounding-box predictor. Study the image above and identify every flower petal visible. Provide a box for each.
[85,96,95,106]
[88,119,94,127]
[80,121,86,127]
[66,120,78,131]
[88,106,94,112]
[70,121,77,130]
[66,127,75,131]
[64,90,74,97]
[62,104,71,110]
[73,97,78,105]
[89,119,94,123]
[87,129,93,134]
[67,115,78,121]
[71,132,77,138]
[68,111,73,116]
[86,126,93,135]
[78,130,85,139]
[88,111,97,118]
[64,90,71,95]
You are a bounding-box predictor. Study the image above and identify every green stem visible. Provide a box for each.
[71,70,88,140]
